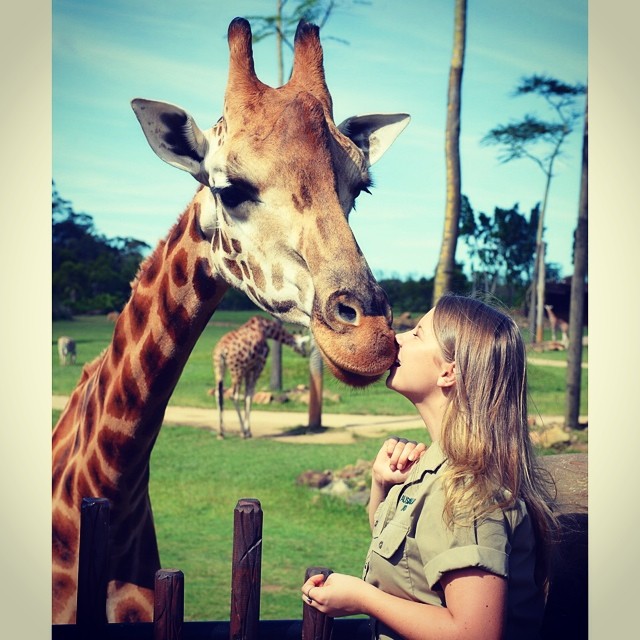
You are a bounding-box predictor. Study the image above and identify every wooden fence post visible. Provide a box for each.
[230,498,263,640]
[77,497,110,640]
[302,567,333,640]
[154,569,184,640]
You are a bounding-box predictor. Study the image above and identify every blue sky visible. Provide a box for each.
[53,0,587,280]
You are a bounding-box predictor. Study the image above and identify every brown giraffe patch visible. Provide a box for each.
[165,212,188,256]
[271,262,284,290]
[223,257,243,281]
[248,257,266,290]
[128,293,151,343]
[157,273,191,344]
[192,257,219,302]
[170,248,189,287]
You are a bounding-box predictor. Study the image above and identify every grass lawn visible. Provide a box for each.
[52,312,588,417]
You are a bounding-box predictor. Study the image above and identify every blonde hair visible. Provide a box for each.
[433,294,558,587]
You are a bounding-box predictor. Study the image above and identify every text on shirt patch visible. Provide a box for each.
[399,495,416,511]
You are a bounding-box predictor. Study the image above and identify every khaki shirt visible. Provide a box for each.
[362,442,544,640]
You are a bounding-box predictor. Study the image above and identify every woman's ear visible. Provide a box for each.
[437,362,456,388]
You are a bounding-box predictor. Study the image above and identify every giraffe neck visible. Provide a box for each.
[260,318,306,354]
[51,189,229,623]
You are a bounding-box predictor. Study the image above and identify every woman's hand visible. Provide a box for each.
[372,436,427,488]
[301,572,373,618]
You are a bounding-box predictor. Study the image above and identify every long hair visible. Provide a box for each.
[433,294,558,589]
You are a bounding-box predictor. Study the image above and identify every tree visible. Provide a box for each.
[458,197,537,305]
[52,181,150,318]
[247,0,355,85]
[482,75,586,341]
[564,97,588,430]
[433,0,467,305]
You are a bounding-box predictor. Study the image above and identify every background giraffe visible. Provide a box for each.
[52,17,410,623]
[544,304,569,346]
[213,315,309,438]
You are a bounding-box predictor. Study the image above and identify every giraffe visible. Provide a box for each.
[52,17,410,623]
[213,315,309,439]
[57,336,76,366]
[544,304,569,346]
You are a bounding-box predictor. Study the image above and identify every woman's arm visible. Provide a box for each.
[302,569,506,640]
[368,437,426,528]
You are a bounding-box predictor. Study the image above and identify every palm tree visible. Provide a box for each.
[433,0,467,304]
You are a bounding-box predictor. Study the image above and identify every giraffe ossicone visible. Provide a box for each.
[53,16,410,624]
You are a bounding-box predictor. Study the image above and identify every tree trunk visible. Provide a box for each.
[276,0,283,86]
[433,0,467,305]
[564,98,588,429]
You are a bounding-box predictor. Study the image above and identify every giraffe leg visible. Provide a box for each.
[243,383,255,439]
[215,379,225,439]
[231,385,247,436]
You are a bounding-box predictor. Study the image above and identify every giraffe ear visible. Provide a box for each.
[337,113,410,166]
[131,99,210,184]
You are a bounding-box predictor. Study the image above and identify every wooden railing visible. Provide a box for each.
[53,458,588,640]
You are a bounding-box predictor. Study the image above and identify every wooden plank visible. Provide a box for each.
[154,569,184,640]
[229,498,263,640]
[302,567,333,640]
[77,497,110,640]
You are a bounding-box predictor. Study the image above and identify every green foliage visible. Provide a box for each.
[458,196,538,305]
[52,182,150,318]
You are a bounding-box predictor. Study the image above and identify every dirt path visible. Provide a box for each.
[52,394,580,445]
[52,395,425,444]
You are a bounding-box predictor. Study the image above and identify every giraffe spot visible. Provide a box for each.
[272,299,297,315]
[107,355,143,421]
[138,247,162,287]
[52,571,75,613]
[52,513,79,567]
[192,258,218,300]
[170,248,189,287]
[138,332,181,399]
[189,205,206,241]
[220,232,232,255]
[128,293,151,343]
[111,323,127,365]
[271,262,284,290]
[76,469,98,505]
[240,260,250,279]
[158,274,191,345]
[99,426,138,471]
[231,238,242,254]
[166,213,188,256]
[248,257,266,291]
[223,258,243,282]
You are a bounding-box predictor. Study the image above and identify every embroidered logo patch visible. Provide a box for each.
[399,495,416,511]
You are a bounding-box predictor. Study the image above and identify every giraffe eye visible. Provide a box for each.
[212,180,259,209]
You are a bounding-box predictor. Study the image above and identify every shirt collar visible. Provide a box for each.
[408,440,446,481]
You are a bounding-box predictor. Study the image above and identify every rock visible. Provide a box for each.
[531,425,571,448]
[296,470,332,489]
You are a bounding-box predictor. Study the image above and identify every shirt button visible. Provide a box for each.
[378,541,384,549]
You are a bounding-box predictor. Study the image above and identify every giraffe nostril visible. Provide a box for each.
[337,302,358,325]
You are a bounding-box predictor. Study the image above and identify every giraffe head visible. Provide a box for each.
[132,18,409,387]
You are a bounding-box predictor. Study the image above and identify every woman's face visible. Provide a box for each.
[386,309,450,404]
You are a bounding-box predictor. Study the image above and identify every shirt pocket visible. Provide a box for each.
[372,521,409,562]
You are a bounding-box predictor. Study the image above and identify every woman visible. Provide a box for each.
[301,294,557,639]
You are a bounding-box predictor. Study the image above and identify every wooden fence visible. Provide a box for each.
[53,484,588,639]
[52,497,372,640]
